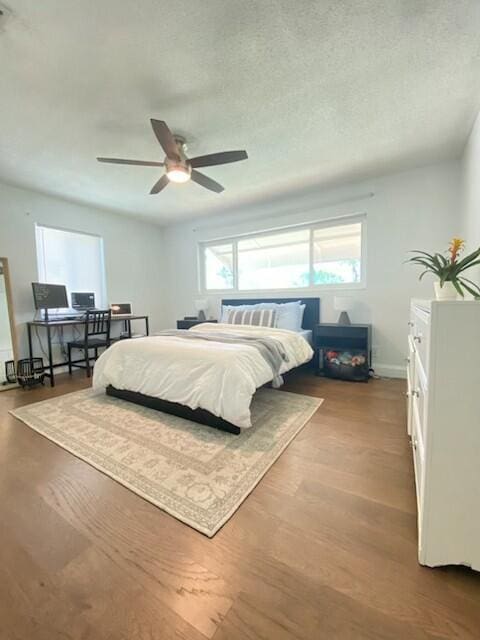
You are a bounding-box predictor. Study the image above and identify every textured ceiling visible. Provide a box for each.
[1,0,480,224]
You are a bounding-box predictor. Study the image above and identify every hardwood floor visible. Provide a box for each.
[1,371,479,639]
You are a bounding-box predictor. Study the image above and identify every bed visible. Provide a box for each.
[93,297,320,434]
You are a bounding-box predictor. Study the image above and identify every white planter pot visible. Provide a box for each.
[434,281,460,301]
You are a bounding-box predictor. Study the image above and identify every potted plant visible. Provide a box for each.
[406,238,480,300]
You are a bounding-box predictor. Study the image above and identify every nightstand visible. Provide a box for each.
[314,323,372,381]
[176,319,218,330]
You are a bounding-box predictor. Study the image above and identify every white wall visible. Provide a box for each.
[460,109,480,285]
[0,180,167,359]
[163,161,460,377]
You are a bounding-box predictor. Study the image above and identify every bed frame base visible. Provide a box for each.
[106,385,241,435]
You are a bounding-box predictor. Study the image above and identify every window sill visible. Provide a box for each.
[200,283,366,295]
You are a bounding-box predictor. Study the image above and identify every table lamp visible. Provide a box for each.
[334,296,354,325]
[195,298,208,321]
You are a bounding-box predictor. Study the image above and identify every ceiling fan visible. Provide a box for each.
[97,119,248,194]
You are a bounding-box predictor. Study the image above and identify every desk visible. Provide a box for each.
[27,314,149,387]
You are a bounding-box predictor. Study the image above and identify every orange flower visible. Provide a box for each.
[449,237,465,263]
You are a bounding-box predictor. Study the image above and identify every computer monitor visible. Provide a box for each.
[32,282,68,310]
[71,292,95,310]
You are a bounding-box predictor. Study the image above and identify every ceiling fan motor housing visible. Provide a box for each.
[165,137,191,180]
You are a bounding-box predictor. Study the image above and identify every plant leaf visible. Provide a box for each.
[408,250,436,258]
[454,247,480,270]
[458,282,480,299]
[456,259,480,274]
[407,257,442,275]
[460,276,480,289]
[436,253,449,267]
[451,279,465,298]
[458,277,480,298]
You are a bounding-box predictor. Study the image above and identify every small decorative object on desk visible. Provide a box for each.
[406,237,480,300]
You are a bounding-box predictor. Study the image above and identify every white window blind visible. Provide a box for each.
[35,225,106,308]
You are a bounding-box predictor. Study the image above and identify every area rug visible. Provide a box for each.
[10,388,322,536]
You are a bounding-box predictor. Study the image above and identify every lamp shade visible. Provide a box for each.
[194,298,208,312]
[334,296,355,312]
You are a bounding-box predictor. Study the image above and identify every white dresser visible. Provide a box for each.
[407,299,480,571]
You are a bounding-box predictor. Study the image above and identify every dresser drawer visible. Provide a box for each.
[407,335,415,382]
[412,353,428,445]
[410,306,430,374]
[411,407,425,521]
[406,336,416,436]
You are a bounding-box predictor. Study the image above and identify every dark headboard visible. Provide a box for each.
[221,298,320,331]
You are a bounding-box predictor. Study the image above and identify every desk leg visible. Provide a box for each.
[128,319,132,338]
[27,324,33,362]
[145,317,149,336]
[47,324,55,387]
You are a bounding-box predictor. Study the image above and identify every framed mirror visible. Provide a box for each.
[0,257,18,387]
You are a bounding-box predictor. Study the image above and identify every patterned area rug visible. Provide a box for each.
[11,388,322,536]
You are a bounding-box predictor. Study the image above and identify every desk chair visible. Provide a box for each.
[68,310,111,378]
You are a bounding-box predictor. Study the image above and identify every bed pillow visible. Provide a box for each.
[221,302,273,323]
[275,301,305,331]
[221,301,305,330]
[225,308,277,327]
[298,303,306,329]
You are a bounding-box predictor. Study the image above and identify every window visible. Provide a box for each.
[204,243,234,290]
[35,225,106,307]
[238,229,310,290]
[200,217,364,291]
[313,223,362,285]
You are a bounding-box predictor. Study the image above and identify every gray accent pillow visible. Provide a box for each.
[226,308,277,327]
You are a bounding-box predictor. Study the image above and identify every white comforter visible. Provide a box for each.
[93,323,313,428]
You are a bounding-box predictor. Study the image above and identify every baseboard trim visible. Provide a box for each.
[373,363,406,379]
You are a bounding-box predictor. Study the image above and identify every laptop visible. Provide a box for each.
[71,292,96,311]
[110,303,132,317]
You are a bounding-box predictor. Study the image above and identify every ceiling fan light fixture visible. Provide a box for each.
[166,165,190,183]
[97,118,247,195]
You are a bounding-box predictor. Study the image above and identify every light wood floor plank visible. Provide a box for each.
[0,370,479,639]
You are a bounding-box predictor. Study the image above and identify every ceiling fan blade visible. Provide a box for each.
[150,119,180,160]
[150,174,169,194]
[190,169,224,193]
[97,157,164,167]
[189,150,248,168]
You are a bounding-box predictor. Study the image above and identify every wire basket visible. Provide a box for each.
[16,358,45,389]
[4,360,17,384]
[323,349,369,382]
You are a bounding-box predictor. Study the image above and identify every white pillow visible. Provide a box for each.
[275,301,304,331]
[298,303,306,328]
